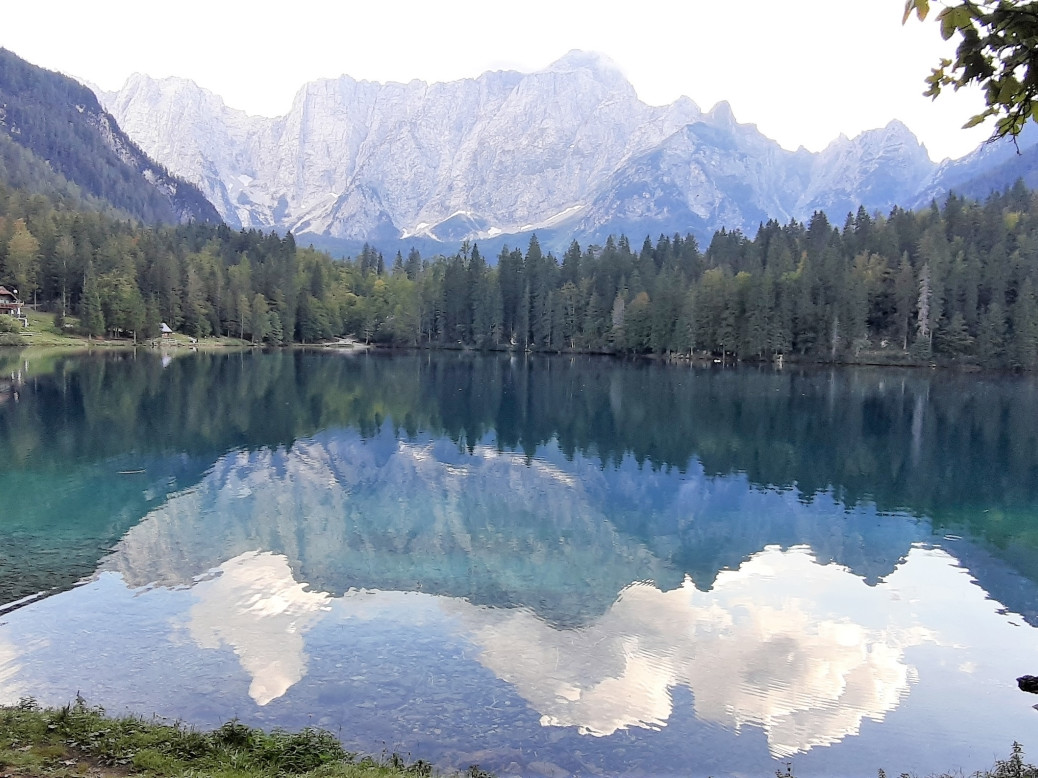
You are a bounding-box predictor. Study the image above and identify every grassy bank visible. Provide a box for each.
[0,698,489,778]
[3,699,1038,778]
[0,310,251,349]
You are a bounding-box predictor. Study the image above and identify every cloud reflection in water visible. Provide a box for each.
[185,551,331,705]
[86,432,961,758]
[0,636,32,702]
[450,545,934,757]
[178,543,936,757]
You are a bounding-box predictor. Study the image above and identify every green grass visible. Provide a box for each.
[3,310,85,346]
[0,698,489,778]
[0,310,253,349]
[4,698,1037,778]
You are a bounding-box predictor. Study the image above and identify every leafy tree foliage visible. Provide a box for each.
[904,0,1038,139]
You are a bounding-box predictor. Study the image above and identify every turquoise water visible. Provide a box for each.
[2,349,1038,776]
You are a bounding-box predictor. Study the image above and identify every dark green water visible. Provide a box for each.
[2,348,1038,776]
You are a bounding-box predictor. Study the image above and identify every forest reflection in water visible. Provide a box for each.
[1,349,1038,776]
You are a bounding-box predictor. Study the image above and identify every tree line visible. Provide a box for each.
[2,174,1038,368]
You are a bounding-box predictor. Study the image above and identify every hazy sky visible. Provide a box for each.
[3,0,990,161]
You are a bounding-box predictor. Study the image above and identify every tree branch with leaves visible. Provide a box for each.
[905,0,1038,140]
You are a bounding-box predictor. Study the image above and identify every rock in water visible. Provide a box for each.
[1017,675,1038,693]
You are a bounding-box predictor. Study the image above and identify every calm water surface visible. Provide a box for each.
[2,349,1038,777]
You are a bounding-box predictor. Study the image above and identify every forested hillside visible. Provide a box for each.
[346,185,1038,370]
[0,48,219,225]
[1,170,1037,369]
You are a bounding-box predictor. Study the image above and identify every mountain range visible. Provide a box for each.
[90,50,1038,254]
[3,46,1037,253]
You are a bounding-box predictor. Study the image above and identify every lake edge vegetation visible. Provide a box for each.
[2,698,1036,778]
[3,174,1038,370]
[0,697,495,778]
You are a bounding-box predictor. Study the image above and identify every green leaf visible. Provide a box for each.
[995,115,1016,135]
[938,8,957,40]
[946,5,974,30]
[998,76,1023,104]
[903,0,930,24]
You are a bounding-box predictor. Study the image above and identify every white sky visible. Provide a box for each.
[2,0,990,161]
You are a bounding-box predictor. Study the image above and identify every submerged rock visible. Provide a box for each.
[1016,675,1038,693]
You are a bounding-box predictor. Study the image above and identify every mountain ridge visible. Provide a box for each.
[92,50,1038,252]
[0,48,220,225]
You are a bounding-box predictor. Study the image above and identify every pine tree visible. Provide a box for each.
[267,311,284,344]
[1011,278,1038,370]
[935,312,973,356]
[405,247,422,280]
[5,219,39,299]
[517,281,531,351]
[81,273,104,338]
[142,296,161,340]
[894,253,915,350]
[249,293,270,343]
[976,302,1007,367]
[916,261,933,355]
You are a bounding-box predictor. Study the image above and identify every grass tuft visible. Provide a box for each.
[0,697,464,778]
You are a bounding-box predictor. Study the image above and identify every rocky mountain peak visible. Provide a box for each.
[547,50,625,77]
[91,50,1036,251]
[706,100,737,127]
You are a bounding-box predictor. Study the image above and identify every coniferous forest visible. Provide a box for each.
[2,173,1038,370]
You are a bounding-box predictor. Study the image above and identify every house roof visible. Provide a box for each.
[160,323,174,334]
[0,285,20,301]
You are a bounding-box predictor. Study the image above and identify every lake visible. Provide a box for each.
[2,348,1038,777]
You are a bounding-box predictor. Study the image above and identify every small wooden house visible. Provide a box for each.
[0,286,27,327]
[160,323,174,338]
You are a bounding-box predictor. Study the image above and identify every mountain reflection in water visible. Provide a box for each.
[1,533,1017,771]
[3,351,1038,777]
[70,426,1025,761]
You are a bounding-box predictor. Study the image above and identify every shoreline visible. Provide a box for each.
[0,306,1014,372]
[0,312,1015,377]
[0,701,1032,778]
